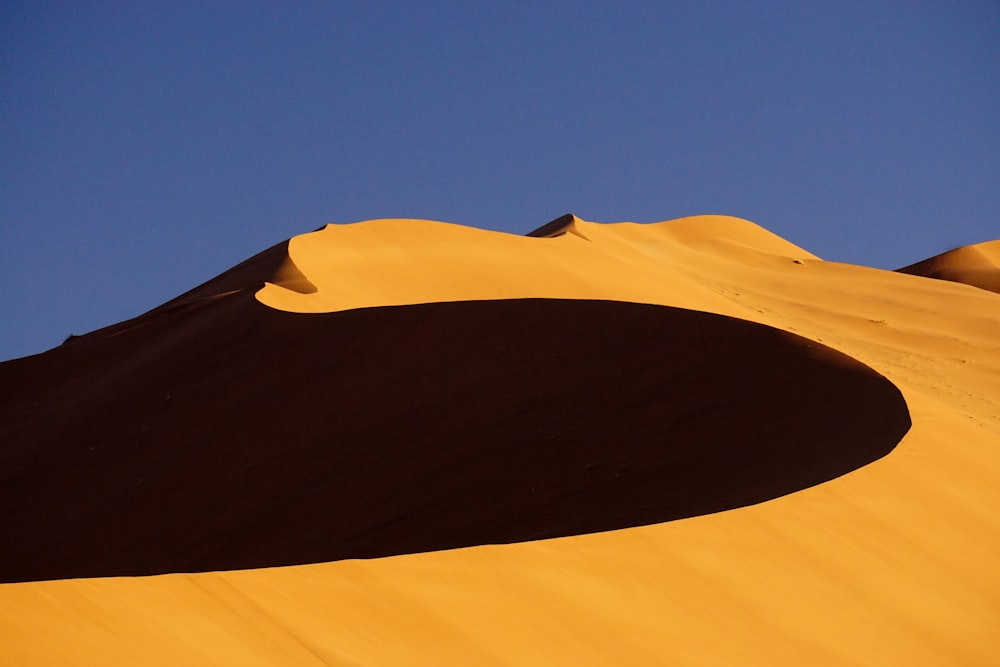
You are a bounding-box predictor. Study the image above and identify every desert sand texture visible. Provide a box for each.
[2,215,999,665]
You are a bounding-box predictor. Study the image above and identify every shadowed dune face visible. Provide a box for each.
[0,296,910,583]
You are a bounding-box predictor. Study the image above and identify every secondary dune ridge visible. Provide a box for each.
[897,239,1000,294]
[2,215,998,666]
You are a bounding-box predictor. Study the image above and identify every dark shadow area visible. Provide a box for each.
[526,213,575,237]
[0,297,910,582]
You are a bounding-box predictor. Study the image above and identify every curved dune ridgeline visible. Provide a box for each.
[254,216,820,315]
[0,296,908,582]
[896,239,1000,294]
[3,216,999,666]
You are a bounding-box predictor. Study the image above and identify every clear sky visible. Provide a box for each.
[2,1,997,361]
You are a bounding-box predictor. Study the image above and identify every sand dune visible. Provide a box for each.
[1,216,998,665]
[897,239,1000,294]
[255,215,819,315]
[0,298,908,582]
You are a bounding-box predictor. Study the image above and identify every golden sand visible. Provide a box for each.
[898,238,1000,294]
[2,216,998,665]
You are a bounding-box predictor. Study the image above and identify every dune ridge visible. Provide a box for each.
[2,216,999,666]
[897,239,1000,294]
[255,215,819,316]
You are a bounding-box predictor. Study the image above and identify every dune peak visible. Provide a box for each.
[254,215,818,315]
[525,213,583,238]
[897,239,1000,294]
[2,211,1000,666]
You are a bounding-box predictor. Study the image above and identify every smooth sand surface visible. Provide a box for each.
[897,239,1000,294]
[2,216,999,665]
[256,215,820,315]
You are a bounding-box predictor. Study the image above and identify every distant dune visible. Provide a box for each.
[897,239,1000,294]
[1,216,998,666]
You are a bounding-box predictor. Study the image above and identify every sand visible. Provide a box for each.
[0,299,909,582]
[1,215,998,665]
[897,239,1000,294]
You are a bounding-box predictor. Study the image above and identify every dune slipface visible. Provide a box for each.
[3,216,999,667]
[0,292,908,582]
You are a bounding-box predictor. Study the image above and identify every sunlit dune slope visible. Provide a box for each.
[897,239,1000,294]
[2,216,999,666]
[256,215,818,314]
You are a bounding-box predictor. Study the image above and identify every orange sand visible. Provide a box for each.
[2,216,999,665]
[898,238,1000,294]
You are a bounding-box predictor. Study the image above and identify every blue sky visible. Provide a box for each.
[2,1,997,361]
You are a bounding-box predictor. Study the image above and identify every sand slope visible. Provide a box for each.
[256,215,818,315]
[0,298,908,582]
[897,239,1000,294]
[2,216,999,665]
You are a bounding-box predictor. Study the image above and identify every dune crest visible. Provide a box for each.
[897,239,1000,294]
[135,238,317,318]
[3,215,999,666]
[255,215,818,315]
